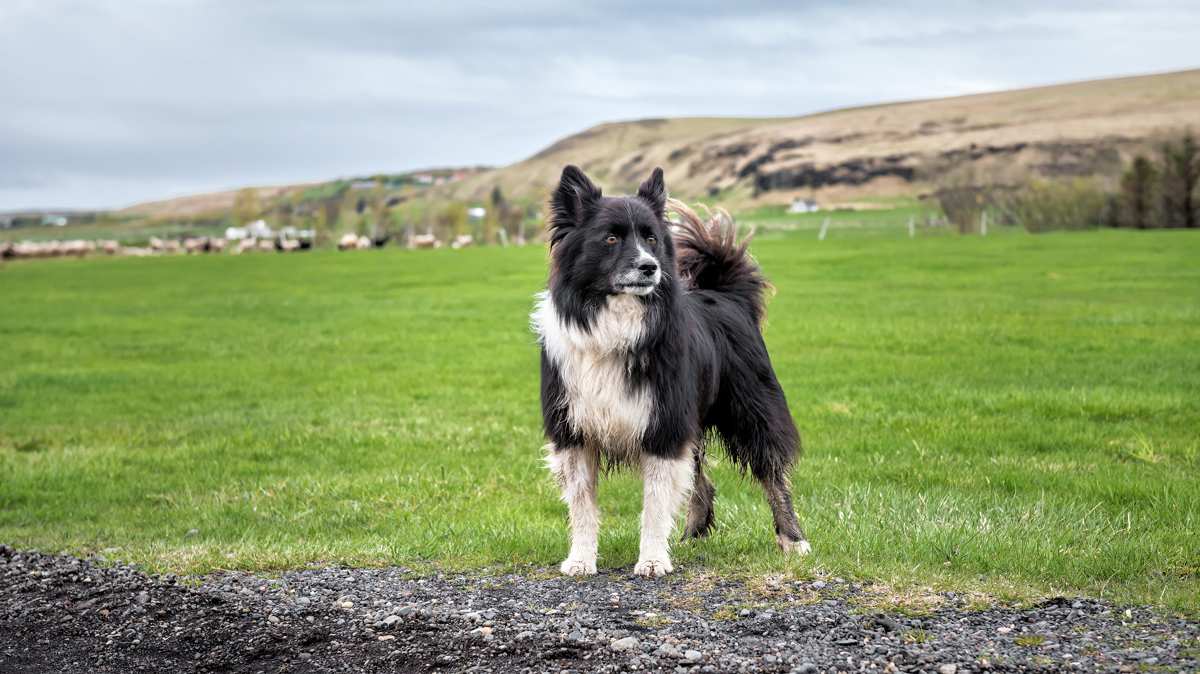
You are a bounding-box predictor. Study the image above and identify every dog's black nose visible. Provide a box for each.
[638,262,658,277]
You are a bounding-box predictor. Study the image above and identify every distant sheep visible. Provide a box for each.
[451,234,474,250]
[410,233,441,249]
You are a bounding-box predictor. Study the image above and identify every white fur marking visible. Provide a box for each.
[777,535,812,556]
[634,453,694,578]
[615,245,661,295]
[532,292,652,458]
[546,443,600,576]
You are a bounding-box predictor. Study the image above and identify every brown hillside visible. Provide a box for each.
[436,69,1200,207]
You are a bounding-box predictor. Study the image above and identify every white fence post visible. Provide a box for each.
[907,215,915,238]
[980,211,988,236]
[818,217,830,241]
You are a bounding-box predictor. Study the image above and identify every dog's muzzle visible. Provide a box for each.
[614,259,660,295]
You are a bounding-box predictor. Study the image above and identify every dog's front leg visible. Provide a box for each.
[634,451,694,578]
[547,444,600,576]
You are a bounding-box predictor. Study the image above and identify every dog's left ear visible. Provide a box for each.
[637,167,667,218]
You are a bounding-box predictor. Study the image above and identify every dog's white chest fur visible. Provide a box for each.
[532,291,652,454]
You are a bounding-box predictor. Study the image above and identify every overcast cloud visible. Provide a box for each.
[2,1,1197,210]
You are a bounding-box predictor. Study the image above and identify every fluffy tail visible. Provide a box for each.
[667,198,771,324]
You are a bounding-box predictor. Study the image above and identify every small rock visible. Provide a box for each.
[811,581,827,590]
[267,615,280,625]
[516,630,534,640]
[379,615,402,627]
[684,650,703,662]
[937,665,958,674]
[795,664,818,674]
[656,644,682,658]
[611,636,640,652]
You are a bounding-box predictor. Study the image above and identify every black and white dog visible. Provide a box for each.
[532,165,809,577]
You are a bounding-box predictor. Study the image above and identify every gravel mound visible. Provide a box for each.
[1,545,1195,673]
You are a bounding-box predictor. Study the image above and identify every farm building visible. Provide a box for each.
[788,198,820,214]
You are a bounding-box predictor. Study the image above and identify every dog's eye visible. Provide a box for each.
[646,235,657,245]
[605,235,618,245]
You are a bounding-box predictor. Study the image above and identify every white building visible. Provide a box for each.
[788,199,820,214]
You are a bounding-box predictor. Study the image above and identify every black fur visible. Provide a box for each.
[539,165,807,547]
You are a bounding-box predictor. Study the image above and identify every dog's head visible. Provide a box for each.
[547,165,674,298]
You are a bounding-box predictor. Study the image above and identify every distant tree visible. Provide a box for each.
[321,199,341,234]
[370,181,390,238]
[481,186,506,245]
[1119,156,1159,229]
[501,202,526,244]
[339,189,365,234]
[233,188,260,225]
[310,206,329,245]
[1158,129,1198,228]
[437,203,468,239]
[274,194,294,231]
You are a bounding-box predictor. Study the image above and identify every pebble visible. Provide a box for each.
[611,636,640,652]
[656,644,682,658]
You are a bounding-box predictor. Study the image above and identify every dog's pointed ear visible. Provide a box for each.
[548,165,601,247]
[637,167,667,218]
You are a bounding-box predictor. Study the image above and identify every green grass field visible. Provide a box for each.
[1,224,1197,611]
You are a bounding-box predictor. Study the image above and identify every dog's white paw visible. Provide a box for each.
[560,558,597,576]
[633,558,673,578]
[777,535,812,555]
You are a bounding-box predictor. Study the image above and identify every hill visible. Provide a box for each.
[434,68,1200,208]
[8,68,1197,240]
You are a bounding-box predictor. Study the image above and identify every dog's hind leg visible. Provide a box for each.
[683,445,715,540]
[546,443,600,575]
[756,468,811,555]
[635,450,694,577]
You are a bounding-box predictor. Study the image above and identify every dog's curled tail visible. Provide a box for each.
[668,198,770,324]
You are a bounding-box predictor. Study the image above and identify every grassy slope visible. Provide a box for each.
[437,69,1200,206]
[34,67,1195,231]
[1,224,1197,610]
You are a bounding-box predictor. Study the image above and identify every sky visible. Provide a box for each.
[2,1,1198,211]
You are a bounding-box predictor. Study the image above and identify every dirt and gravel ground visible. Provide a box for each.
[1,545,1196,673]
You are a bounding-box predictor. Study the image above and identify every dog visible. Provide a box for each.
[532,165,809,577]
